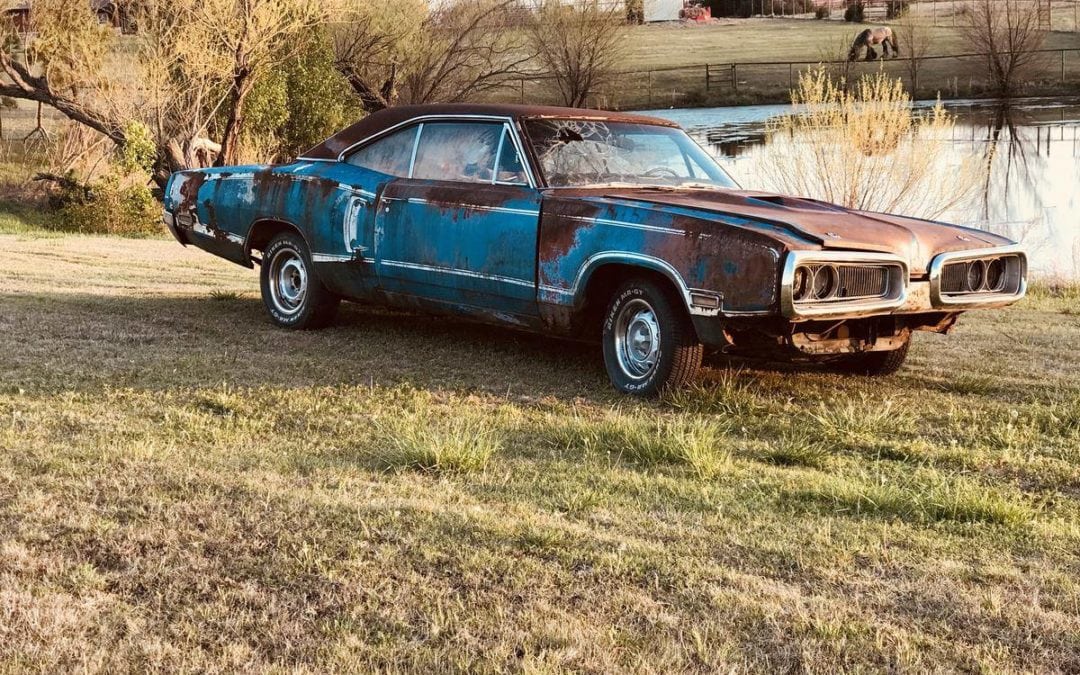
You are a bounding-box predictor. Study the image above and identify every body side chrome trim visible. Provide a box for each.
[402,197,539,217]
[379,259,535,288]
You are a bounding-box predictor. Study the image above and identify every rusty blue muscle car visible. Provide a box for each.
[163,103,1027,396]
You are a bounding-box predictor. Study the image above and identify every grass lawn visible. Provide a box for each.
[1,228,1079,671]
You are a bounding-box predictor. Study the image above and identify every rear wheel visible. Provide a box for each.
[260,232,339,329]
[829,336,911,376]
[602,279,703,396]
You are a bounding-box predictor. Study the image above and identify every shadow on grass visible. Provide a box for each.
[1,291,606,399]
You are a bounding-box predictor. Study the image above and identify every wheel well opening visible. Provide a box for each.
[580,264,685,340]
[247,219,304,258]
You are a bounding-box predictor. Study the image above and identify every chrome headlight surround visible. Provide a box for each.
[929,245,1027,309]
[781,250,909,319]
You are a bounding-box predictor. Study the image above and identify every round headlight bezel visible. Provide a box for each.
[965,259,987,293]
[792,265,812,302]
[811,264,839,301]
[985,258,1006,292]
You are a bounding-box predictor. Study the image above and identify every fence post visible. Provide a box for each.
[789,62,793,90]
[647,70,653,105]
[731,63,738,95]
[705,63,710,92]
[1063,50,1067,82]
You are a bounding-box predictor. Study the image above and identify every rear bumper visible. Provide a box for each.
[162,210,189,246]
[162,208,251,267]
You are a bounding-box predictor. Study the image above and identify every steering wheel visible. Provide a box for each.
[643,166,681,179]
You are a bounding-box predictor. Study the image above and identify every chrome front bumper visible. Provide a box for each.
[780,245,1028,320]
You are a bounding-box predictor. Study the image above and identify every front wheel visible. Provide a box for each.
[260,232,340,329]
[602,279,703,396]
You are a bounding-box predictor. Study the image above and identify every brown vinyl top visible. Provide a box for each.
[299,103,679,161]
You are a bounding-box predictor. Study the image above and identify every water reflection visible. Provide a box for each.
[652,99,1080,278]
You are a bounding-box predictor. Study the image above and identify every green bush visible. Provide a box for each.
[238,28,357,161]
[844,1,864,22]
[814,4,830,19]
[53,173,161,236]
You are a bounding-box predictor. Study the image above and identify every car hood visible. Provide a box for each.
[552,187,1014,275]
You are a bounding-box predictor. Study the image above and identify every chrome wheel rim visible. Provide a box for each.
[614,298,660,380]
[268,246,307,316]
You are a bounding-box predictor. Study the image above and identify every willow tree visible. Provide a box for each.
[1,0,326,185]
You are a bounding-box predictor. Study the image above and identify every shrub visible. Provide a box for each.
[753,68,985,220]
[886,0,909,19]
[815,4,830,19]
[236,28,356,162]
[1,95,17,109]
[844,1,864,22]
[52,172,161,236]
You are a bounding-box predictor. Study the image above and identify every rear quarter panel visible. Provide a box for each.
[165,162,386,269]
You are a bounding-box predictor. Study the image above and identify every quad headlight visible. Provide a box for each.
[930,246,1027,308]
[782,252,908,319]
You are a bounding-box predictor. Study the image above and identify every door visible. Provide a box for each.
[373,121,541,316]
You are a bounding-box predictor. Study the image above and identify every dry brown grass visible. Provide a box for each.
[1,232,1079,671]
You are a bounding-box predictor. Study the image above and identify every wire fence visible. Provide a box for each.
[507,47,1080,109]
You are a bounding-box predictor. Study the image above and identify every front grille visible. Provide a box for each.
[783,253,908,319]
[940,254,1024,296]
[836,265,889,299]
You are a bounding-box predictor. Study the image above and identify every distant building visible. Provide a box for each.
[1,0,137,34]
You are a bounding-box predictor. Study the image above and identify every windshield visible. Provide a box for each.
[524,119,738,189]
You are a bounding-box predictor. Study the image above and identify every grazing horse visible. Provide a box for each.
[848,27,899,61]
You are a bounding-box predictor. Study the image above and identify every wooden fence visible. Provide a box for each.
[511,47,1080,109]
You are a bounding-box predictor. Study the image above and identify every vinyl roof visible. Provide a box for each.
[300,103,679,160]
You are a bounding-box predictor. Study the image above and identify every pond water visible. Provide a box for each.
[647,98,1080,279]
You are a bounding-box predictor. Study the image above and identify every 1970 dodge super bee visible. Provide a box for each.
[163,103,1027,395]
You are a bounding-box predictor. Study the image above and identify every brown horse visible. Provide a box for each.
[848,27,899,61]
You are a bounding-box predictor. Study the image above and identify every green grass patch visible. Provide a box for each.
[548,410,733,478]
[376,405,504,473]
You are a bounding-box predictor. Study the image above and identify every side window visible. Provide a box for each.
[495,129,528,185]
[344,126,418,176]
[412,122,502,183]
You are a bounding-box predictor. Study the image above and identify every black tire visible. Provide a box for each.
[829,336,911,376]
[602,279,703,396]
[259,231,340,329]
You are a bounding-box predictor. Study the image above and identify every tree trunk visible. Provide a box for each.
[217,68,253,167]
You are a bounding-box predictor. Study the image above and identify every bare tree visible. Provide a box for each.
[334,0,531,113]
[896,17,930,97]
[963,0,1046,95]
[526,0,627,108]
[331,0,420,112]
